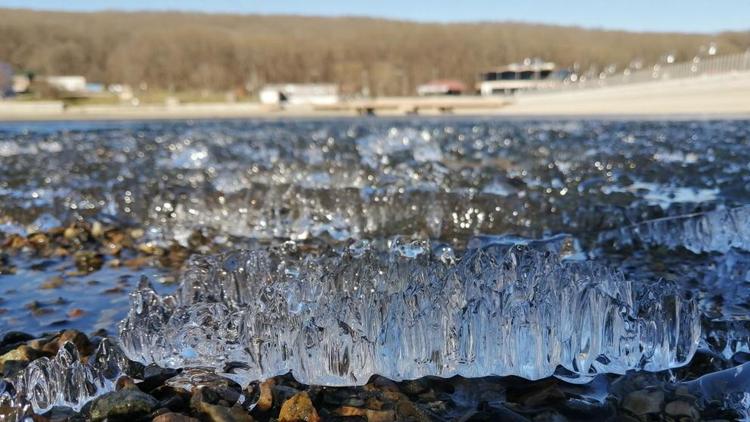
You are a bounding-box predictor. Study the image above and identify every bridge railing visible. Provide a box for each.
[528,51,750,94]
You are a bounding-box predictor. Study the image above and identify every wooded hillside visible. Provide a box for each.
[1,8,748,95]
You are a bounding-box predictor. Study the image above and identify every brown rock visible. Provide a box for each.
[73,250,104,273]
[116,376,137,390]
[40,276,65,289]
[336,406,395,422]
[279,392,320,422]
[63,226,79,240]
[366,397,385,411]
[0,345,41,374]
[67,308,85,318]
[103,241,122,256]
[256,379,275,412]
[622,390,664,415]
[40,330,93,356]
[89,388,159,422]
[90,221,104,238]
[198,402,254,422]
[153,412,201,422]
[124,256,152,269]
[395,400,431,422]
[27,232,49,249]
[4,234,27,249]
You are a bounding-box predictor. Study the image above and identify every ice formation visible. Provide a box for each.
[119,238,701,386]
[599,205,750,254]
[2,339,129,416]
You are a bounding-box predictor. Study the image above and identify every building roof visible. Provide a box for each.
[482,60,556,74]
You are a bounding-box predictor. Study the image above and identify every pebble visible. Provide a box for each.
[256,379,275,412]
[89,387,159,421]
[28,232,49,249]
[37,329,93,356]
[279,392,321,422]
[0,345,42,375]
[336,406,396,422]
[0,331,34,354]
[395,399,431,422]
[152,412,200,422]
[197,402,254,422]
[40,276,66,289]
[73,250,104,273]
[622,389,664,415]
[664,400,700,420]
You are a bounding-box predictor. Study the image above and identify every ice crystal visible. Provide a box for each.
[119,238,701,386]
[4,339,128,416]
[600,205,750,254]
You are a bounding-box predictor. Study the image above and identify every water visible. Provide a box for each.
[1,117,750,417]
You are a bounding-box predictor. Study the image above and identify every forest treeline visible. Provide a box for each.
[1,8,749,96]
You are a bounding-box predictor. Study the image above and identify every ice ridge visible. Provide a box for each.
[1,339,128,417]
[600,205,750,254]
[118,238,701,386]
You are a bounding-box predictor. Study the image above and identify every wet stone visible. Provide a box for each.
[664,400,700,420]
[73,250,104,273]
[40,276,66,289]
[88,387,160,421]
[336,406,396,422]
[0,331,34,354]
[0,252,15,274]
[28,232,50,250]
[0,345,43,376]
[622,389,664,415]
[197,402,254,422]
[279,391,320,422]
[255,379,275,412]
[152,412,201,422]
[272,385,302,408]
[37,330,93,356]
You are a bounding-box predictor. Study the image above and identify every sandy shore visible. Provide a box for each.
[2,72,749,121]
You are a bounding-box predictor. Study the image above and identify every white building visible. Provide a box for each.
[259,84,339,106]
[478,60,558,96]
[43,76,88,93]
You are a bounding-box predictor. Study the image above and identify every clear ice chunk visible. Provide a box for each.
[119,238,701,386]
[600,205,750,254]
[3,339,129,416]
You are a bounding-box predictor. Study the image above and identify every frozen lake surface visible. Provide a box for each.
[1,117,749,418]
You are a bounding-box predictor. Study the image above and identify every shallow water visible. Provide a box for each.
[1,117,750,417]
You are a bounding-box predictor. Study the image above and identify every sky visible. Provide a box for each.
[0,0,748,33]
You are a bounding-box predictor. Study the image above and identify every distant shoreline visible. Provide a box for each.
[2,72,750,122]
[1,106,748,123]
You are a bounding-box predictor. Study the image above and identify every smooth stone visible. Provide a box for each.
[153,412,200,422]
[336,406,396,422]
[664,400,700,420]
[40,330,93,356]
[89,388,159,421]
[279,392,320,422]
[256,379,275,412]
[0,345,41,375]
[198,402,254,422]
[622,389,664,415]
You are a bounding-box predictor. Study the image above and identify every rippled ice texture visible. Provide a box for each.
[119,238,700,386]
[2,118,749,246]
